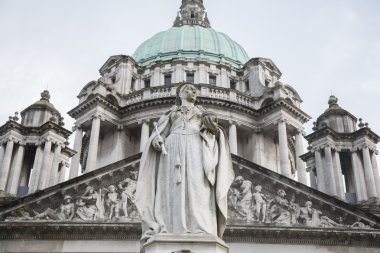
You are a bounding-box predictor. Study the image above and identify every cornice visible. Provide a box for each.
[305,126,380,144]
[0,120,72,139]
[258,98,311,123]
[0,222,379,247]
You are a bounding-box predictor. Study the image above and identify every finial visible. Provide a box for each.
[173,0,211,28]
[358,118,364,128]
[312,122,317,131]
[328,95,338,107]
[40,90,50,101]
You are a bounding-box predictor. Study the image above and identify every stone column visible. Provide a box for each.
[229,121,238,155]
[314,149,325,192]
[351,151,366,202]
[370,152,380,197]
[86,115,101,173]
[309,168,317,189]
[324,146,337,197]
[332,151,345,199]
[278,119,291,177]
[58,163,67,183]
[252,130,263,165]
[29,145,43,193]
[0,139,15,191]
[69,126,83,179]
[0,143,5,171]
[7,144,25,195]
[140,120,150,152]
[37,139,52,191]
[295,130,307,184]
[49,144,62,186]
[362,146,378,200]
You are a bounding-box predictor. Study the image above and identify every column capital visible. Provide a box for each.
[42,137,53,144]
[117,125,124,131]
[277,118,287,124]
[138,119,150,125]
[92,114,105,121]
[72,124,83,132]
[296,129,306,136]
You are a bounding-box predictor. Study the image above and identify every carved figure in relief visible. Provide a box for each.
[230,176,254,220]
[118,172,138,218]
[268,189,292,225]
[136,83,234,240]
[75,186,104,221]
[33,195,75,221]
[104,185,120,219]
[252,185,267,222]
[299,201,341,227]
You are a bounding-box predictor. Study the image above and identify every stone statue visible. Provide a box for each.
[104,185,120,219]
[75,186,104,221]
[230,176,254,220]
[136,83,234,240]
[33,195,75,221]
[252,185,267,222]
[268,189,292,225]
[118,172,138,218]
[299,201,341,228]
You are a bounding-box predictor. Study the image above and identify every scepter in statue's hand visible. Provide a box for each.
[153,122,168,155]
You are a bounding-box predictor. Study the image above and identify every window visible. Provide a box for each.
[230,80,236,90]
[209,75,216,85]
[164,74,172,85]
[186,73,194,84]
[144,79,151,88]
[111,76,116,84]
[131,78,136,90]
[191,11,195,18]
[245,81,250,92]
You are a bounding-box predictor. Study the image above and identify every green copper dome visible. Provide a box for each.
[132,25,250,68]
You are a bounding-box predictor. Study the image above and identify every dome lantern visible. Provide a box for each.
[173,0,211,28]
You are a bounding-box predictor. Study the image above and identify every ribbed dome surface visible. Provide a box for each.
[132,25,250,68]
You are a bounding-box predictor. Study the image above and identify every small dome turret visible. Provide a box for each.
[20,90,64,127]
[315,95,357,133]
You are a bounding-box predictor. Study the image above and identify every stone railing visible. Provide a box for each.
[120,84,259,109]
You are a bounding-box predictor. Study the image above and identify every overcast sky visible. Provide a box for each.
[0,0,379,143]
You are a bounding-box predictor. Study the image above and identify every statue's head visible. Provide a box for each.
[85,186,94,194]
[305,201,312,208]
[255,185,262,192]
[277,189,286,197]
[63,195,72,204]
[176,83,197,105]
[108,185,116,193]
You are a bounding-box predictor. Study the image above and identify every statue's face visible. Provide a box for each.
[180,85,197,103]
[64,198,72,204]
[278,190,286,197]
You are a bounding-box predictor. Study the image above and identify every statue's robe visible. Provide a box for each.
[136,106,234,240]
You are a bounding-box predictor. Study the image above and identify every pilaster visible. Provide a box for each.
[6,143,25,195]
[295,130,307,184]
[229,121,238,155]
[278,119,291,178]
[140,120,150,152]
[0,138,15,191]
[85,115,101,173]
[69,125,83,179]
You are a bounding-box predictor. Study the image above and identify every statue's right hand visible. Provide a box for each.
[152,136,164,151]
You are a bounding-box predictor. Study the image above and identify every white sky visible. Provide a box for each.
[0,0,379,144]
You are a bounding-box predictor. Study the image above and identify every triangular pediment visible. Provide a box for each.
[0,154,379,241]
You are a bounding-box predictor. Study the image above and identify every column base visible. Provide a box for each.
[142,234,229,253]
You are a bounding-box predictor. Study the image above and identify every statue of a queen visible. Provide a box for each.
[136,83,234,241]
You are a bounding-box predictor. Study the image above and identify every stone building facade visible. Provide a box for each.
[0,0,379,252]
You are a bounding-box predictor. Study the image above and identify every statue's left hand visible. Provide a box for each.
[202,112,219,136]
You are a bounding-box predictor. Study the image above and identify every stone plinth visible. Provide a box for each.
[142,234,228,253]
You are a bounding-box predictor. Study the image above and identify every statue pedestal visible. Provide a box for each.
[142,234,229,253]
